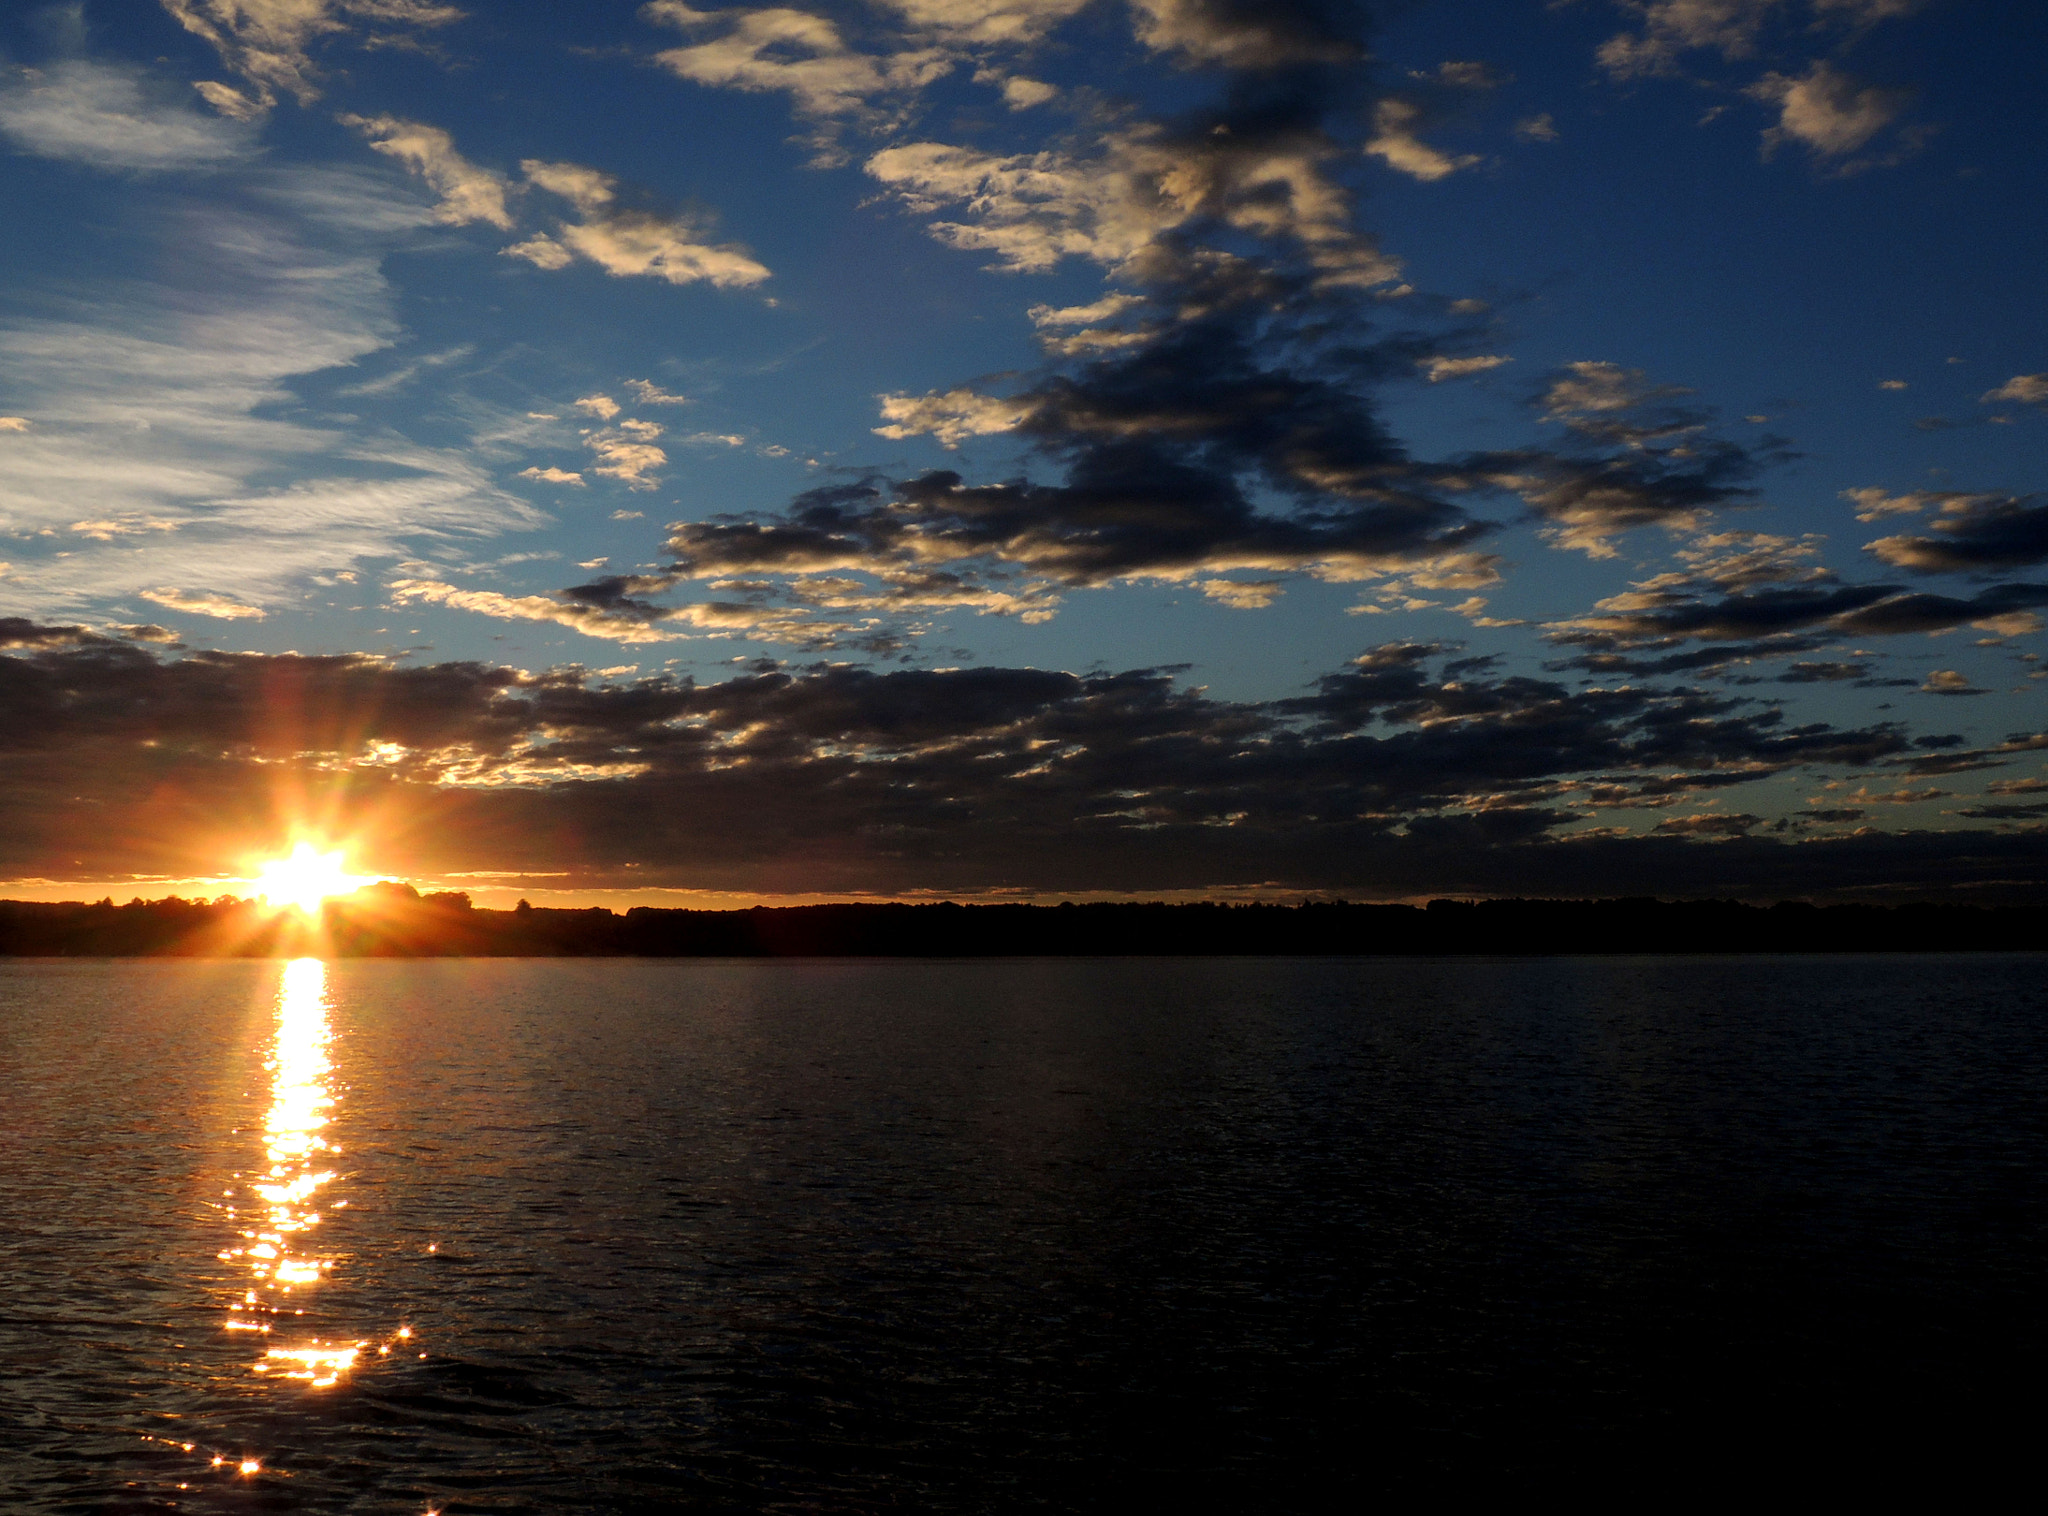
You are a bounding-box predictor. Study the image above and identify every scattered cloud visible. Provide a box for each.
[1864,494,2048,573]
[163,0,464,111]
[625,379,692,406]
[1199,578,1284,609]
[874,388,1031,445]
[1982,373,2048,409]
[1748,62,1913,164]
[643,1,950,151]
[339,113,513,229]
[1596,1,1924,81]
[391,578,684,642]
[1420,355,1511,383]
[1920,669,1980,695]
[518,159,770,287]
[1364,98,1480,182]
[139,587,266,620]
[585,425,669,489]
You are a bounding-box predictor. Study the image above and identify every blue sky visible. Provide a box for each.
[1,0,2043,904]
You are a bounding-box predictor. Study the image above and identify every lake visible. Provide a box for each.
[2,955,2043,1511]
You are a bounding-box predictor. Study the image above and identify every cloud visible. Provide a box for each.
[1364,98,1480,182]
[1199,578,1284,608]
[1972,611,2043,637]
[0,418,30,432]
[874,388,1032,445]
[503,233,573,270]
[1539,361,1693,425]
[163,0,464,110]
[625,379,692,406]
[1651,812,1760,837]
[1597,0,1780,78]
[883,0,1091,45]
[1778,661,1869,682]
[17,629,2033,900]
[389,578,684,643]
[1456,363,1779,556]
[393,574,901,652]
[1842,486,1991,522]
[574,394,621,420]
[140,587,266,620]
[1420,355,1511,383]
[0,161,542,619]
[1920,669,1980,695]
[517,159,770,287]
[1982,373,2048,409]
[1748,61,1912,162]
[585,424,669,488]
[519,466,584,485]
[1476,442,1768,558]
[338,113,513,229]
[1513,113,1558,143]
[1126,0,1368,69]
[644,2,950,137]
[1594,1,1923,80]
[1551,579,2048,648]
[0,60,255,169]
[998,75,1057,109]
[1865,495,2048,573]
[865,113,1398,287]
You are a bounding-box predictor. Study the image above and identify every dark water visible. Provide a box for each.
[2,955,2044,1511]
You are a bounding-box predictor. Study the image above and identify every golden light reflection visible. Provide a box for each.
[215,958,364,1386]
[253,842,369,915]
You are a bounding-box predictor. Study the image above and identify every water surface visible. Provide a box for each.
[2,955,2043,1510]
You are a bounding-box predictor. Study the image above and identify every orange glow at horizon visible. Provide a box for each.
[253,843,368,915]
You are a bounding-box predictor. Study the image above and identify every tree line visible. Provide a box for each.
[0,884,2041,956]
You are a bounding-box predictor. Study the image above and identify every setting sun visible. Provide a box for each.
[254,844,366,915]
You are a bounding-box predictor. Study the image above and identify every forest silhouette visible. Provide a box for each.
[0,885,2040,957]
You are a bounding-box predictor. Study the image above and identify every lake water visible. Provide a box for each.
[2,954,2043,1511]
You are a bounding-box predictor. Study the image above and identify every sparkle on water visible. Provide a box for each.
[218,959,353,1383]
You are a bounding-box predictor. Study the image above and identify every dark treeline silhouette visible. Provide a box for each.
[0,883,2041,956]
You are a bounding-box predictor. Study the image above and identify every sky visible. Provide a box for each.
[1,0,2044,907]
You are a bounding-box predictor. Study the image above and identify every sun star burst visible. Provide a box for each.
[254,844,365,915]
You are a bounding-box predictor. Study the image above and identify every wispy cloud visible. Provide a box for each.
[0,158,540,617]
[0,60,255,170]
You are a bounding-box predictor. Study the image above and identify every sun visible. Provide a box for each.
[254,843,367,915]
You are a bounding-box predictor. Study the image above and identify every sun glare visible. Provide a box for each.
[254,844,365,915]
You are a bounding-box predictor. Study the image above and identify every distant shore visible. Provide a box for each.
[1,889,2041,957]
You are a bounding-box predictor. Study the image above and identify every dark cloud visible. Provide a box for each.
[0,617,98,649]
[1652,813,1760,837]
[1131,0,1372,69]
[1449,364,1792,556]
[673,248,1495,589]
[1555,580,2048,648]
[1866,494,2048,573]
[1779,661,1870,682]
[8,625,2038,900]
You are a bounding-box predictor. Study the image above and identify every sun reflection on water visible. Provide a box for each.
[215,958,366,1388]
